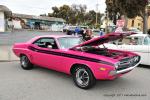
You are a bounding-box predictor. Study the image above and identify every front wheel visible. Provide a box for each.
[20,55,33,70]
[73,66,96,89]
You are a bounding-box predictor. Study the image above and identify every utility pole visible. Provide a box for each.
[96,3,99,27]
[105,10,109,33]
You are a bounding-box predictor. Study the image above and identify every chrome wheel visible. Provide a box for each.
[76,68,90,87]
[21,56,28,68]
[20,55,33,70]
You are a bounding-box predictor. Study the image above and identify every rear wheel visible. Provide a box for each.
[72,66,96,89]
[20,55,33,70]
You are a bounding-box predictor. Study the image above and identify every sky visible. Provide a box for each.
[0,0,106,15]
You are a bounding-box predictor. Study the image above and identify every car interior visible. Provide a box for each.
[33,38,58,49]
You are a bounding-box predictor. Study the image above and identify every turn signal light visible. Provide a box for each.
[99,67,106,71]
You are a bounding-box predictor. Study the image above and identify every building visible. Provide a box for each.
[0,5,12,32]
[12,13,65,31]
[127,16,150,31]
[0,5,65,32]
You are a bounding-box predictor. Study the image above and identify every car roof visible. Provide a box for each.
[130,34,148,37]
[27,35,78,43]
[36,35,76,38]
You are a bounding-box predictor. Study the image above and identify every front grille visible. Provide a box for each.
[117,56,140,71]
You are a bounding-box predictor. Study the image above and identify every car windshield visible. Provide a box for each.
[58,37,83,49]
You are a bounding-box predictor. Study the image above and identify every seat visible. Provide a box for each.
[45,42,53,48]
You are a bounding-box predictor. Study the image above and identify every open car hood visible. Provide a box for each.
[70,32,136,49]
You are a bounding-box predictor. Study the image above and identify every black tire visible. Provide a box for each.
[20,55,33,70]
[72,66,96,89]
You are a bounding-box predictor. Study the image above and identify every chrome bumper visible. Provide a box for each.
[109,62,140,76]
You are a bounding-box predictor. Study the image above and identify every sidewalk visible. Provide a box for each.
[0,45,19,61]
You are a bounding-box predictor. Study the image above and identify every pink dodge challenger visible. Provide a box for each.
[13,32,140,89]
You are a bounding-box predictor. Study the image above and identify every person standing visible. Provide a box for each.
[99,29,104,36]
[74,27,80,36]
[84,29,93,41]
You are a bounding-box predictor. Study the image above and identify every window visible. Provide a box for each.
[131,20,134,27]
[58,37,83,49]
[116,36,143,45]
[33,38,58,49]
[144,36,150,45]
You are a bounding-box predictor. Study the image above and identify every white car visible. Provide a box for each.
[105,34,150,66]
[129,27,143,34]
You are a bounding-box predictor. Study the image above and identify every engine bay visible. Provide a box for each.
[74,45,128,59]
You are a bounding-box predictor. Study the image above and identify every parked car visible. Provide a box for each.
[13,32,140,89]
[66,26,77,35]
[63,25,71,32]
[128,27,143,34]
[65,26,88,35]
[105,34,150,66]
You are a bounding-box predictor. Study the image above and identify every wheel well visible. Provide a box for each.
[19,53,33,64]
[20,54,26,57]
[70,64,93,75]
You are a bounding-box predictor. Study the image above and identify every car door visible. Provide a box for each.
[29,37,62,70]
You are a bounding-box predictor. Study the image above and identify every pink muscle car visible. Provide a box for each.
[13,32,140,89]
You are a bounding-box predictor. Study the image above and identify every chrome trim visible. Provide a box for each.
[116,62,139,74]
[109,62,140,76]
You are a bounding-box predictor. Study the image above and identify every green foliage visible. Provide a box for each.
[48,4,103,26]
[106,0,148,18]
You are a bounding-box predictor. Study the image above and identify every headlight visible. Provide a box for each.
[114,62,120,68]
[133,56,139,62]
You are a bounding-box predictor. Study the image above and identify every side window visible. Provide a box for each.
[33,38,58,49]
[144,37,150,45]
[121,37,139,45]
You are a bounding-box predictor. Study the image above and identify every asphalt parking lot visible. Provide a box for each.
[0,61,149,100]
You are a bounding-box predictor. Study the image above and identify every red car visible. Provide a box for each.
[13,32,140,89]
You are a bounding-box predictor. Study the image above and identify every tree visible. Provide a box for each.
[48,4,102,26]
[71,4,87,24]
[106,0,149,33]
[51,6,59,17]
[84,10,102,27]
[40,14,47,16]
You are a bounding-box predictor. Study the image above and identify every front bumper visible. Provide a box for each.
[109,61,140,76]
[94,56,140,80]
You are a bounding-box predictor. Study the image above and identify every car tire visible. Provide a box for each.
[73,66,96,89]
[20,55,33,70]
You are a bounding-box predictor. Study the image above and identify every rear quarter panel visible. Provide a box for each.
[12,43,32,62]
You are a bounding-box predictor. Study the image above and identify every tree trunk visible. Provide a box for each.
[113,13,117,25]
[123,15,128,31]
[143,10,148,34]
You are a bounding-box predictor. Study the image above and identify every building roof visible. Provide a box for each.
[0,5,12,17]
[12,13,65,22]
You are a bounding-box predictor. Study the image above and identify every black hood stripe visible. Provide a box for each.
[28,46,114,66]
